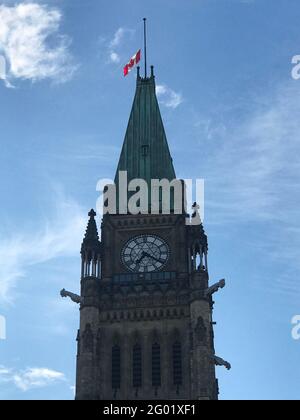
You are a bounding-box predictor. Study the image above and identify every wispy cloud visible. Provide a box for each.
[0,366,65,391]
[201,84,300,225]
[109,51,120,64]
[192,82,300,298]
[0,2,77,87]
[156,84,183,109]
[109,27,126,49]
[0,53,13,87]
[0,192,86,304]
[101,27,135,65]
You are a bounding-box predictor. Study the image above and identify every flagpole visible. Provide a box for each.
[143,18,147,78]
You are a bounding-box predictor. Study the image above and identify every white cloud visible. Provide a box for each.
[201,84,300,225]
[104,27,135,65]
[0,53,13,87]
[0,192,87,304]
[109,27,126,49]
[192,82,300,299]
[0,2,77,86]
[156,84,183,109]
[109,51,120,64]
[0,366,11,376]
[0,366,65,391]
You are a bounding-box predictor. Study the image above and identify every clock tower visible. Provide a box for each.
[73,66,230,400]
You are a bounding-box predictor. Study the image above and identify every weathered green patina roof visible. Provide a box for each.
[114,67,176,186]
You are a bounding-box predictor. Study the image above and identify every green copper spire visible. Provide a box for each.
[115,66,176,186]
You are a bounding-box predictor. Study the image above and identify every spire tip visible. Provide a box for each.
[88,209,96,218]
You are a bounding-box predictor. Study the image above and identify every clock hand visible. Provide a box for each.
[135,251,165,266]
[143,252,165,264]
[135,252,146,264]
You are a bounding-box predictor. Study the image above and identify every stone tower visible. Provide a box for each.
[71,67,230,401]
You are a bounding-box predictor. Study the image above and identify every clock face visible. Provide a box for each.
[121,235,170,273]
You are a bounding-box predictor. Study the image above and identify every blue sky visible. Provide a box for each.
[0,0,300,400]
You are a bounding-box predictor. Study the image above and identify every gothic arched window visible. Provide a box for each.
[152,343,161,388]
[173,341,182,387]
[111,345,121,391]
[132,344,142,389]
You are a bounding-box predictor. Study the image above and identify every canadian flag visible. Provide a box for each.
[123,49,141,76]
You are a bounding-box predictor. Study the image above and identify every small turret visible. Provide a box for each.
[81,209,101,279]
[187,203,208,273]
